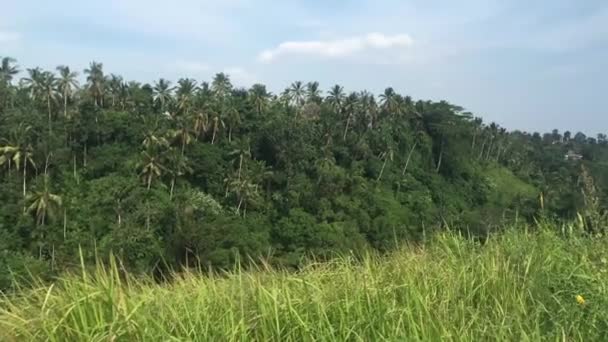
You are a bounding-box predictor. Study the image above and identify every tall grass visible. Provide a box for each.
[2,224,608,341]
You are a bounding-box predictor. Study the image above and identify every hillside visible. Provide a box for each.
[1,57,608,286]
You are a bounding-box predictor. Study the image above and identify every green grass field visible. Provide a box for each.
[2,221,608,341]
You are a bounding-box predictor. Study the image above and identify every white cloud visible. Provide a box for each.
[258,33,414,63]
[0,31,20,43]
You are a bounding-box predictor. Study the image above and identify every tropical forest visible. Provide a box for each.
[1,56,608,340]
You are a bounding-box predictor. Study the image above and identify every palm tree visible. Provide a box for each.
[14,142,37,199]
[377,146,394,182]
[167,150,192,200]
[142,127,169,150]
[249,84,270,115]
[26,174,62,258]
[192,109,210,139]
[170,117,195,156]
[211,114,225,145]
[359,90,378,129]
[84,61,105,107]
[153,78,173,112]
[0,56,19,84]
[326,84,345,113]
[39,71,58,135]
[176,78,197,115]
[306,81,322,104]
[288,81,305,108]
[56,66,79,118]
[139,151,167,190]
[107,74,123,108]
[1,124,35,198]
[225,102,241,142]
[26,175,62,227]
[21,67,43,99]
[211,72,233,99]
[379,87,399,115]
[402,132,424,176]
[224,171,259,216]
[342,92,359,141]
[229,139,251,181]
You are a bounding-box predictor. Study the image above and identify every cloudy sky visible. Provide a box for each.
[1,0,607,133]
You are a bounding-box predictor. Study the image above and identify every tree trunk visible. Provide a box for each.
[147,173,153,190]
[343,116,351,141]
[402,142,418,176]
[64,91,68,118]
[485,138,494,161]
[73,153,78,183]
[211,126,217,144]
[236,197,243,214]
[471,132,477,151]
[63,208,67,241]
[23,158,27,198]
[47,95,52,136]
[478,138,487,160]
[435,141,444,173]
[83,143,88,167]
[170,177,175,200]
[377,158,388,182]
[228,126,232,142]
[238,154,243,181]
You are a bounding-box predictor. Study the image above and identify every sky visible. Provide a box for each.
[1,0,607,134]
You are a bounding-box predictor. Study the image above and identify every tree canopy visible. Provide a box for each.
[1,57,607,288]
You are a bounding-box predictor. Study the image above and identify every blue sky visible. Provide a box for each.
[1,0,607,133]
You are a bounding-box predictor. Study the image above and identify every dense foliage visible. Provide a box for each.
[2,222,608,340]
[1,56,607,286]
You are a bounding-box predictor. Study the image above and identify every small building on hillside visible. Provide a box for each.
[564,150,583,161]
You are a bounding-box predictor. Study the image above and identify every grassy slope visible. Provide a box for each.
[485,165,538,206]
[2,222,608,341]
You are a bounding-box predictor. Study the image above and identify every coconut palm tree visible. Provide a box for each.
[0,56,19,84]
[176,78,197,115]
[21,67,43,99]
[229,139,252,181]
[13,141,37,199]
[26,175,62,227]
[107,74,123,108]
[56,66,79,118]
[306,81,322,104]
[84,61,105,107]
[288,81,305,108]
[139,150,167,190]
[249,83,270,115]
[379,87,399,115]
[192,109,210,140]
[211,113,225,145]
[142,127,169,150]
[170,117,195,156]
[38,71,58,135]
[211,72,233,99]
[377,146,394,182]
[224,171,259,216]
[26,174,62,259]
[167,149,192,200]
[153,78,173,112]
[326,84,345,113]
[342,92,359,141]
[225,101,241,142]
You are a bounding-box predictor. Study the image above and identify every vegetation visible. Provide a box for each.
[1,56,608,289]
[2,221,608,340]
